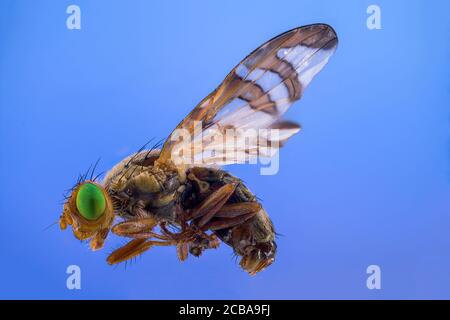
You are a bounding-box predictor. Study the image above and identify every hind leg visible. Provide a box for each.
[187,182,238,227]
[187,167,277,275]
[202,202,261,231]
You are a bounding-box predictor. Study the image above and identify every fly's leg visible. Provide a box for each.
[172,182,238,257]
[107,238,176,265]
[187,167,276,275]
[203,202,261,231]
[176,242,189,261]
[108,181,240,264]
[158,222,220,259]
[187,234,221,257]
[187,203,260,258]
[90,228,110,250]
[174,185,249,258]
[107,216,177,265]
[187,182,238,227]
[111,217,160,238]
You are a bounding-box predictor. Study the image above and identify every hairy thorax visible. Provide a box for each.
[102,150,184,223]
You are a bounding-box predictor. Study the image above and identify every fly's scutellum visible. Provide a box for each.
[60,24,338,275]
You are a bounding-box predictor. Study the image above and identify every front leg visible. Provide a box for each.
[107,238,176,265]
[107,216,175,265]
[111,217,160,238]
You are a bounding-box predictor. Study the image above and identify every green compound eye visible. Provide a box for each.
[76,183,106,220]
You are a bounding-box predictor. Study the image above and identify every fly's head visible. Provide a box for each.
[60,180,115,250]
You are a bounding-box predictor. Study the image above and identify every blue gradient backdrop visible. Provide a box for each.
[0,0,449,299]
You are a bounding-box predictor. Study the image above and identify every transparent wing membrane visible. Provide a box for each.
[159,24,338,166]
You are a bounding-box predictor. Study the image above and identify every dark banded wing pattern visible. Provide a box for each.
[158,24,338,166]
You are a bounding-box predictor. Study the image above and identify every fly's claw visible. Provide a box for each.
[188,233,220,257]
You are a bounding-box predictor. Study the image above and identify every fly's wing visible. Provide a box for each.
[158,24,338,166]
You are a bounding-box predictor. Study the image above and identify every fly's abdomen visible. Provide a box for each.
[185,167,277,275]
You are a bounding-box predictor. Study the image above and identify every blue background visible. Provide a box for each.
[0,0,449,299]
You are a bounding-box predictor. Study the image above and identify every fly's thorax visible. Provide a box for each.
[102,150,160,192]
[103,151,186,222]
